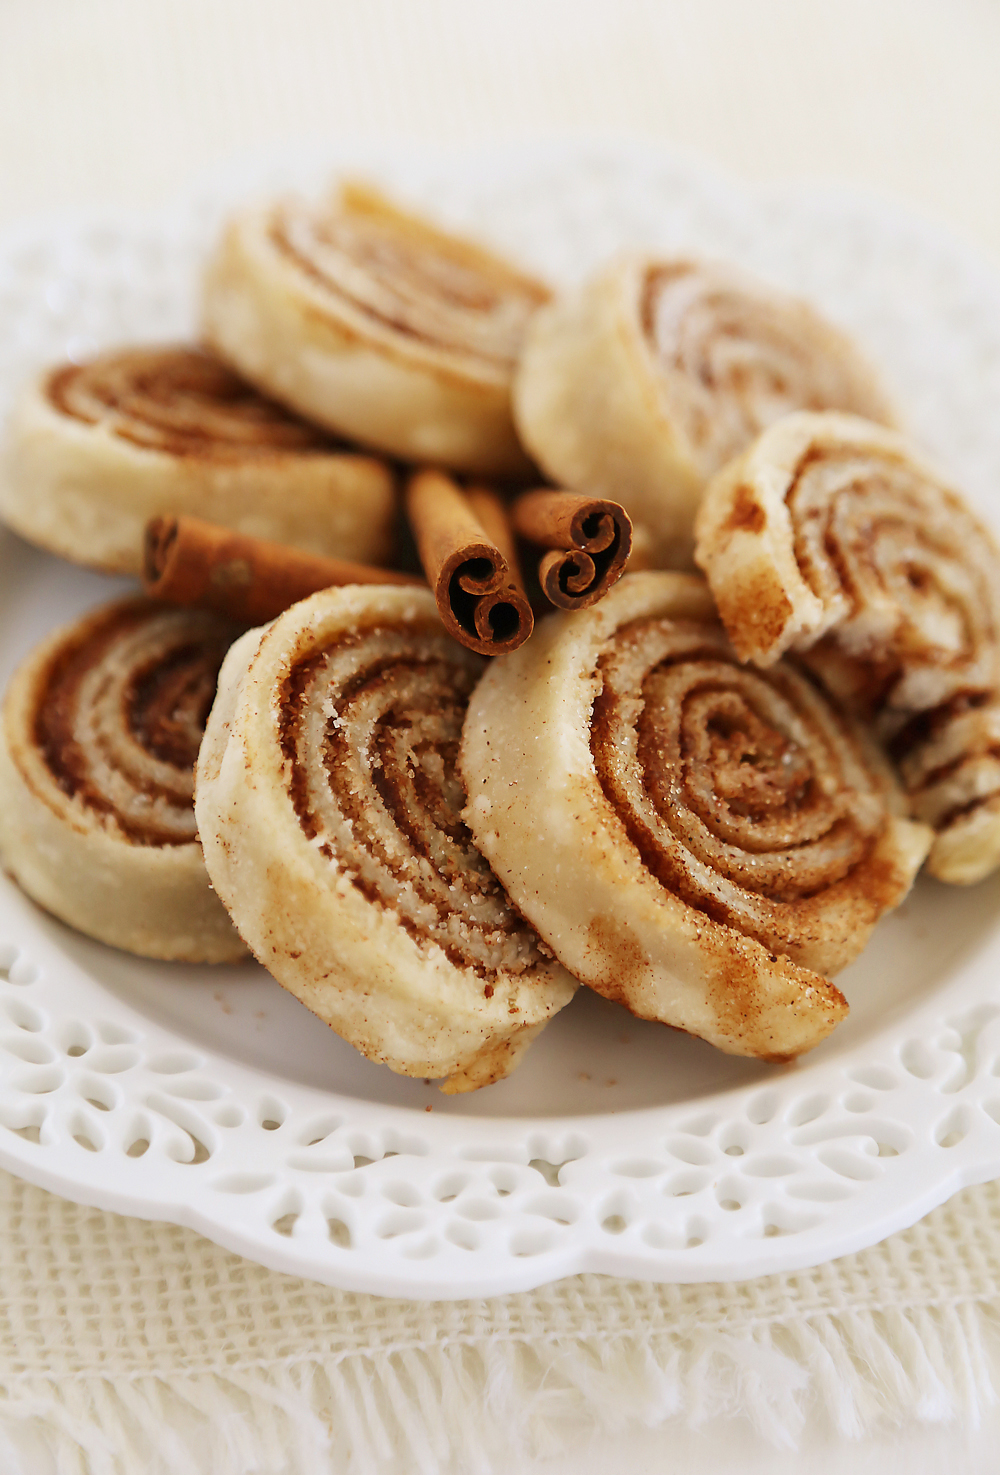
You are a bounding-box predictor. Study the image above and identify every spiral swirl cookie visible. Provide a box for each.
[0,598,245,961]
[0,345,397,574]
[461,572,931,1060]
[195,585,576,1092]
[202,183,550,475]
[513,257,895,567]
[695,412,1000,884]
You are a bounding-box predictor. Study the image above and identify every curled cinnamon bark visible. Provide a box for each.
[405,470,533,656]
[512,489,632,609]
[143,515,420,625]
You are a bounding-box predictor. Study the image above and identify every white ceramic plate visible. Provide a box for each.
[2,140,1000,1299]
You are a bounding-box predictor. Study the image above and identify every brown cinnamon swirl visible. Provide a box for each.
[195,584,575,1091]
[461,572,930,1060]
[201,183,550,475]
[695,412,1000,883]
[513,257,895,567]
[0,345,396,574]
[0,597,245,960]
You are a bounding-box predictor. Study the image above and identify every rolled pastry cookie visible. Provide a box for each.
[513,257,895,568]
[195,584,576,1092]
[202,182,550,476]
[0,346,397,575]
[694,411,1000,883]
[461,572,931,1060]
[0,597,246,961]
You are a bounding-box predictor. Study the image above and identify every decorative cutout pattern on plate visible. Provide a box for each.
[1,142,1000,1296]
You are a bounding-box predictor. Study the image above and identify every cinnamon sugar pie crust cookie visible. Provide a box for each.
[0,345,397,575]
[695,411,1000,885]
[195,584,576,1093]
[513,257,896,568]
[201,183,550,476]
[0,597,245,962]
[461,571,931,1060]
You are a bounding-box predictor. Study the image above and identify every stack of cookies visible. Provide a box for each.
[1,175,996,1092]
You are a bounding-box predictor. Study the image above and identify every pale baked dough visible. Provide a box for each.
[513,257,895,568]
[0,345,397,575]
[202,183,550,476]
[695,411,1000,884]
[460,571,931,1060]
[0,598,246,961]
[195,584,576,1092]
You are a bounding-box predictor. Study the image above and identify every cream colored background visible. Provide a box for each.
[2,0,1000,265]
[3,3,1000,1471]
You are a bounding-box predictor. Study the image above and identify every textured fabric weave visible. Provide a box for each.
[3,1166,1000,1472]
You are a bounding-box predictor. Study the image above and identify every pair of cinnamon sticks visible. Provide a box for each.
[144,472,632,657]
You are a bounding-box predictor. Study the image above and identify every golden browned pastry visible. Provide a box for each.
[201,182,550,476]
[0,345,397,574]
[514,257,896,567]
[195,583,576,1092]
[461,571,931,1059]
[0,597,245,961]
[695,411,1000,884]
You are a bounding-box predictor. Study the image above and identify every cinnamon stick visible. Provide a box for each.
[511,490,632,610]
[143,515,421,625]
[405,471,533,656]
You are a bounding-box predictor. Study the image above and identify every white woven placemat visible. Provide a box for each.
[2,1165,999,1474]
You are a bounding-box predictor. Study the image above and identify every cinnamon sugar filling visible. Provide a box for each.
[640,264,887,476]
[34,604,234,845]
[591,615,898,965]
[279,624,544,976]
[778,445,1000,832]
[785,448,998,697]
[271,209,545,367]
[48,349,334,459]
